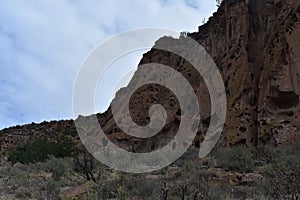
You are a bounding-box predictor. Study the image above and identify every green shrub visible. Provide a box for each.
[8,138,73,164]
[212,146,255,173]
[15,187,32,199]
[257,145,300,199]
[117,185,127,200]
[45,180,60,199]
[44,156,73,181]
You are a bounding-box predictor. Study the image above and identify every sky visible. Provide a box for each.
[0,0,217,130]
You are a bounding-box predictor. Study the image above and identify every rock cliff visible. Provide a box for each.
[98,0,300,151]
[1,0,300,151]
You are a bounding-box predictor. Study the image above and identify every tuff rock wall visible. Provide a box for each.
[1,0,300,152]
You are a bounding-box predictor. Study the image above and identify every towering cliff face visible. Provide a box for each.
[1,0,300,151]
[99,0,300,150]
[189,0,300,146]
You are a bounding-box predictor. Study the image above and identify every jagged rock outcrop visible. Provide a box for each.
[1,0,300,152]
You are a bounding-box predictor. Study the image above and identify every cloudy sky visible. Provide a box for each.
[0,0,217,130]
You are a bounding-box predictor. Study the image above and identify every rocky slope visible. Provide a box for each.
[1,0,300,152]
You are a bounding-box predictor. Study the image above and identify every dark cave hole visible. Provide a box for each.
[270,91,299,109]
[239,126,247,133]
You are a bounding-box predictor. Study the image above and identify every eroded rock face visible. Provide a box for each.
[251,0,300,145]
[98,0,300,150]
[1,0,300,152]
[101,0,300,149]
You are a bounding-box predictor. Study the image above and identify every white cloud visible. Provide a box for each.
[0,0,217,129]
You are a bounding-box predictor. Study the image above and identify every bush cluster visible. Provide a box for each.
[212,146,255,172]
[8,137,73,164]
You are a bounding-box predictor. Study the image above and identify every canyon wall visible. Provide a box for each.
[1,0,300,151]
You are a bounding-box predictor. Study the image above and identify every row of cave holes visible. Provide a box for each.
[232,126,256,145]
[232,125,249,141]
[228,106,252,113]
[228,102,253,135]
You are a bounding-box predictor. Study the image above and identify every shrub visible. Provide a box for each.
[15,187,32,199]
[216,0,223,6]
[117,185,127,200]
[212,146,255,173]
[8,138,73,164]
[258,145,300,199]
[45,180,60,199]
[44,156,73,181]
